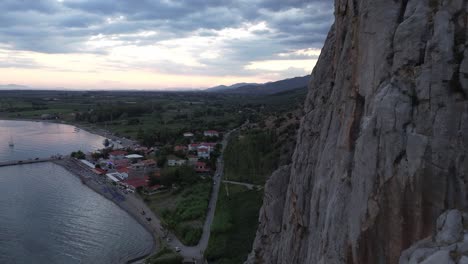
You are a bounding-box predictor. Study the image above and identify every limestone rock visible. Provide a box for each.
[419,251,454,264]
[400,210,467,263]
[459,256,468,264]
[436,210,464,244]
[247,0,468,263]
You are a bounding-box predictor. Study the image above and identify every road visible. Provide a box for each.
[221,180,263,190]
[155,127,239,263]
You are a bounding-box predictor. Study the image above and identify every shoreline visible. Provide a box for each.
[53,158,161,263]
[1,118,137,148]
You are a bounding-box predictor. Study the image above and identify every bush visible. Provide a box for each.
[177,225,202,246]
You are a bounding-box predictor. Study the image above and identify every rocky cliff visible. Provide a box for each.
[247,0,468,263]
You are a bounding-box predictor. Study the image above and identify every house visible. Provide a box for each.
[167,155,187,166]
[195,161,210,173]
[197,147,210,159]
[106,171,128,181]
[187,155,198,165]
[204,130,219,137]
[123,176,150,189]
[109,150,127,160]
[112,159,130,170]
[199,142,217,152]
[188,143,199,151]
[128,159,157,178]
[183,132,194,137]
[174,145,188,153]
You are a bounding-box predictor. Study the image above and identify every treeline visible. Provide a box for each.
[74,104,157,123]
[223,130,279,184]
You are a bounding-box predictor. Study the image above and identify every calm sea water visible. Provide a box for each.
[0,120,154,263]
[0,120,106,162]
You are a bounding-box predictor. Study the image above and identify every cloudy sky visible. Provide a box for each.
[0,0,333,90]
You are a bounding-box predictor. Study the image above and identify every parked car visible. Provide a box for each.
[175,247,181,252]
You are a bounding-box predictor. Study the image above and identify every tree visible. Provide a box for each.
[149,172,161,186]
[103,138,110,147]
[71,150,86,159]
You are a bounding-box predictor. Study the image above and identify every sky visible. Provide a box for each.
[0,0,334,90]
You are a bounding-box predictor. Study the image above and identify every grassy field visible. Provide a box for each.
[205,184,263,263]
[0,89,306,144]
[144,180,212,246]
[223,130,279,185]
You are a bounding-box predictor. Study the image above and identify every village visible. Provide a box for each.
[75,129,222,196]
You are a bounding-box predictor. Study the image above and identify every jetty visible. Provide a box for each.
[0,157,59,167]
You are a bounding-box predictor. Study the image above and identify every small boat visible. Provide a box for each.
[8,136,14,147]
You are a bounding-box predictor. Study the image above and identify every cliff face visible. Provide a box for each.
[248,1,468,263]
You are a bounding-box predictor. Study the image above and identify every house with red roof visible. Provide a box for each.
[199,142,217,152]
[123,176,149,189]
[112,159,130,170]
[174,145,188,152]
[197,147,210,158]
[188,143,199,151]
[195,161,210,173]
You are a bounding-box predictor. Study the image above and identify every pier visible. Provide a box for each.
[0,157,59,167]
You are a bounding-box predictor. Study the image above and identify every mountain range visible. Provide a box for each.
[205,75,310,95]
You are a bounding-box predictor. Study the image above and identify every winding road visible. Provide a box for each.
[130,126,241,263]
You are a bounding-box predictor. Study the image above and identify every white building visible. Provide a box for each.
[167,155,187,166]
[203,130,219,137]
[197,147,210,159]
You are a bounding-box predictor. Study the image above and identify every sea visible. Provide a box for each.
[0,120,154,263]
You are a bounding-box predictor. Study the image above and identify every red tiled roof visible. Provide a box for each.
[117,167,129,173]
[142,159,157,165]
[93,168,106,175]
[123,176,149,188]
[113,159,129,167]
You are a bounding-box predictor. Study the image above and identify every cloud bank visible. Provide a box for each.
[0,0,333,89]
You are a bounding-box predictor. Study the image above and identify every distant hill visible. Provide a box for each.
[206,75,310,95]
[205,82,260,92]
[0,84,32,90]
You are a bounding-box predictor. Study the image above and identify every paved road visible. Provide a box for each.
[222,180,263,190]
[155,127,239,263]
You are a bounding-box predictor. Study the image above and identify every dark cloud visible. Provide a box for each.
[0,0,334,77]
